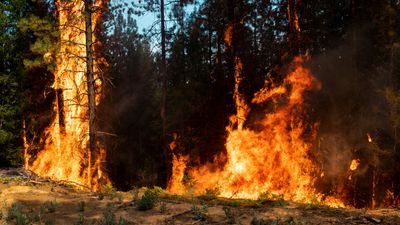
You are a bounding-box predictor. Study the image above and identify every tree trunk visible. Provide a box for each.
[160,0,170,185]
[161,0,167,137]
[85,0,96,188]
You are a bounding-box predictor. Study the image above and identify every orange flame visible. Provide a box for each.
[169,56,345,207]
[25,0,107,190]
[350,159,360,171]
[367,133,372,143]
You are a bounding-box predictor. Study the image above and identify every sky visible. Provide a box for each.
[134,1,202,34]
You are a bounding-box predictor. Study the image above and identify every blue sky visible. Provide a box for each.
[134,1,202,33]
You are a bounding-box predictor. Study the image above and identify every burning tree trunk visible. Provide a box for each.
[84,0,96,187]
[287,0,301,54]
[160,0,170,186]
[26,0,108,190]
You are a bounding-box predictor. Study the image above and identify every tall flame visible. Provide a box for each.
[167,20,344,206]
[26,0,107,189]
[179,56,324,202]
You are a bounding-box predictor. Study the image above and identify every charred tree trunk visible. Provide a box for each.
[160,0,170,185]
[161,0,167,137]
[287,0,300,55]
[85,0,96,187]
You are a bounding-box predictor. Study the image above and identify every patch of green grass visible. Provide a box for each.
[6,202,31,225]
[0,175,24,184]
[137,189,158,211]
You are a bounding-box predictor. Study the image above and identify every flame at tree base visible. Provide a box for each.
[25,0,108,190]
[168,56,345,208]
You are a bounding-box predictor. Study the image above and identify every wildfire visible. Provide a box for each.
[367,133,372,143]
[168,55,346,206]
[350,159,360,171]
[25,0,107,189]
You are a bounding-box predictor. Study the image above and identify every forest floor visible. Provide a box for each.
[0,168,399,225]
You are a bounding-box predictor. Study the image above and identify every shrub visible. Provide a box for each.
[137,189,158,211]
[6,202,30,225]
[98,206,127,225]
[191,205,208,221]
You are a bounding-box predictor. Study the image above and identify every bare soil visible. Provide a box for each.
[0,168,399,225]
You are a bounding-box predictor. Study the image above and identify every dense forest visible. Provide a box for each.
[1,0,400,208]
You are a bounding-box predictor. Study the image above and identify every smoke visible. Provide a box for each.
[304,28,398,206]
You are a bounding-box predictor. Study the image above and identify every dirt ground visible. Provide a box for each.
[0,168,399,225]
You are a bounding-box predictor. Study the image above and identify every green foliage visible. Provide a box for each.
[104,184,118,200]
[6,202,30,225]
[98,206,127,225]
[137,189,158,211]
[190,205,208,221]
[0,74,22,166]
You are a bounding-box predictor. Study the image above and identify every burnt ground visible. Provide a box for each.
[0,168,399,225]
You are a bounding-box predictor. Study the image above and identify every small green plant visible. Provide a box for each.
[6,202,31,225]
[104,184,118,200]
[223,206,235,224]
[191,205,208,221]
[98,206,127,225]
[159,202,167,213]
[198,187,220,201]
[137,189,158,211]
[44,201,57,213]
[78,201,85,212]
[74,213,85,225]
[153,186,164,194]
[6,202,23,220]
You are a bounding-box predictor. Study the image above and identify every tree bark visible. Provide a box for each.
[161,0,167,137]
[85,0,96,188]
